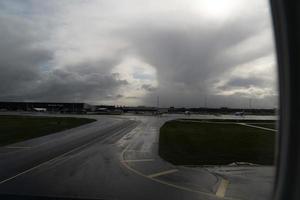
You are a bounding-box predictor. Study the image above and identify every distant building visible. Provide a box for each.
[0,102,92,113]
[122,106,157,113]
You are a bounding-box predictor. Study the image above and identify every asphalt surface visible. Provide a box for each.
[0,113,275,200]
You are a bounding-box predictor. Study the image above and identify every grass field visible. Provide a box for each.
[179,118,276,124]
[159,120,275,165]
[0,115,96,146]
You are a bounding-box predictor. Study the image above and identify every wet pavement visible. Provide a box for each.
[0,113,275,200]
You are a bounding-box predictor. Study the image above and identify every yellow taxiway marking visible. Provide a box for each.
[148,169,178,178]
[216,178,229,198]
[120,129,239,200]
[122,159,155,162]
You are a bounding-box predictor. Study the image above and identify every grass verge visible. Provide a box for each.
[0,115,96,146]
[159,120,275,165]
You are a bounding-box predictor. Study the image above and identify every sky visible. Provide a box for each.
[0,0,277,108]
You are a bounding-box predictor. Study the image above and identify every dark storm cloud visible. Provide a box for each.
[0,10,128,103]
[1,57,128,102]
[218,77,267,90]
[121,3,276,107]
[0,0,277,107]
[26,66,128,102]
[141,84,156,92]
[128,22,260,85]
[0,13,53,98]
[0,2,130,104]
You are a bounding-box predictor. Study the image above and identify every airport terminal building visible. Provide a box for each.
[0,102,93,113]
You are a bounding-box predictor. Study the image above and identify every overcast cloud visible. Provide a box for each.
[0,0,277,108]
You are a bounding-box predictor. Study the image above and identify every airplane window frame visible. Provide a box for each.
[270,0,300,199]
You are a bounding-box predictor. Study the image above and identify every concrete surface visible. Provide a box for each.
[0,113,275,200]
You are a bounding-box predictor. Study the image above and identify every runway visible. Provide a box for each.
[0,114,275,200]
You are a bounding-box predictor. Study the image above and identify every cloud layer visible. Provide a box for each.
[0,0,277,108]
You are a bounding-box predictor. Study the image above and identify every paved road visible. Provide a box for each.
[0,114,275,200]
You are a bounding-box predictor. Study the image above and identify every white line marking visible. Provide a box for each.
[216,179,229,198]
[101,123,136,143]
[0,121,139,184]
[0,159,54,184]
[124,150,150,153]
[122,159,155,162]
[148,169,178,178]
[237,123,276,132]
[176,120,235,124]
[0,125,133,184]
